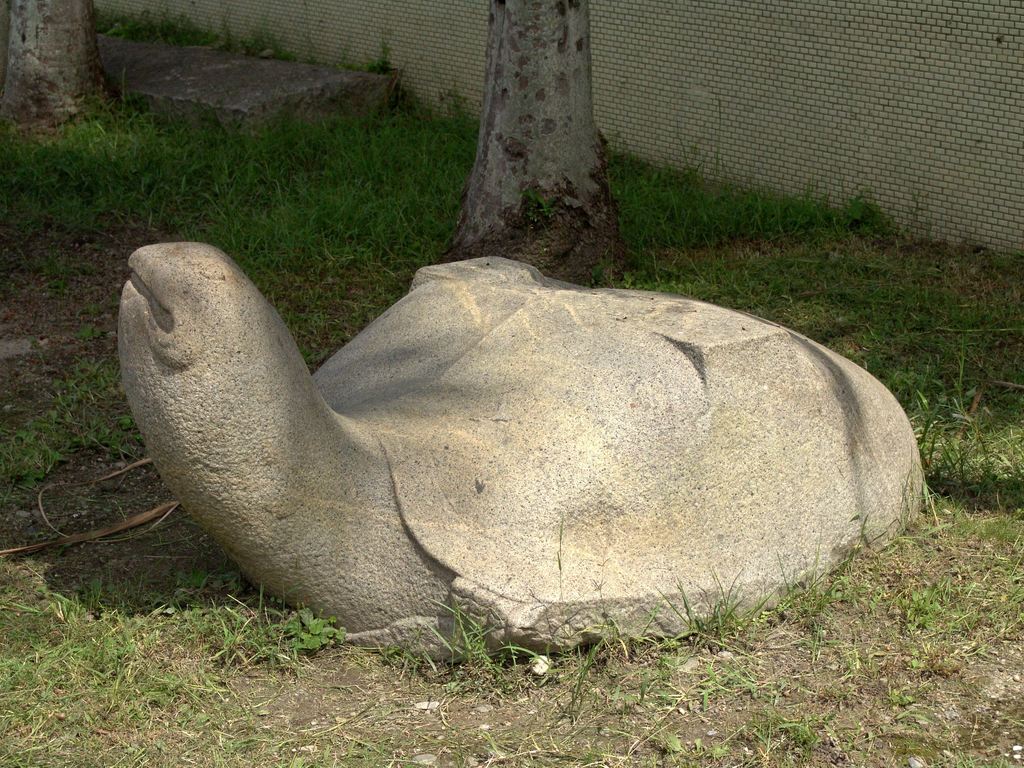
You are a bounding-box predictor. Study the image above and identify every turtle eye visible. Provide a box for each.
[129,271,175,333]
[148,329,194,371]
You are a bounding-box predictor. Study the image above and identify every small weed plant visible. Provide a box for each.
[285,608,345,653]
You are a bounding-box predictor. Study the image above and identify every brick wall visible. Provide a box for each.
[96,0,1023,251]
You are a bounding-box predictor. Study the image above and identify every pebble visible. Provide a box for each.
[413,701,440,711]
[411,754,437,765]
[678,657,701,674]
[0,338,33,360]
[908,757,925,768]
[530,655,551,676]
[472,704,493,714]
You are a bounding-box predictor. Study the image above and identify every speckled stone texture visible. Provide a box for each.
[119,243,922,655]
[98,35,390,126]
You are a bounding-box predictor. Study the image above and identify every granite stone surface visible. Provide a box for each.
[119,243,922,654]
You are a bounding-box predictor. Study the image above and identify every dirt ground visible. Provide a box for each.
[0,226,231,587]
[1,228,1022,767]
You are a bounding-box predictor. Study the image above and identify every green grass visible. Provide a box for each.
[613,156,889,252]
[97,12,221,48]
[0,360,139,488]
[0,103,886,276]
[0,105,473,270]
[96,11,298,61]
[96,10,395,72]
[1,105,468,301]
[0,99,905,366]
[0,95,1022,766]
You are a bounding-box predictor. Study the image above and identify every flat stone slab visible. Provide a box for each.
[0,338,33,360]
[98,35,392,126]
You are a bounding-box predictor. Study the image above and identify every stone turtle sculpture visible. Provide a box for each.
[119,242,922,655]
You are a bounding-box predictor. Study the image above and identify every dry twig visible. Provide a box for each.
[1,458,178,557]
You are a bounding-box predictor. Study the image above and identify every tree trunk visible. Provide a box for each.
[0,0,102,129]
[448,0,624,284]
[0,1,9,91]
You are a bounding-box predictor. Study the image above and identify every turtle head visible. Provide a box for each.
[120,242,266,371]
[118,241,318,477]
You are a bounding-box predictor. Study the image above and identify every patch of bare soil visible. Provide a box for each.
[0,225,230,605]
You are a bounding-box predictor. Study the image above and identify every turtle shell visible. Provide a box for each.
[313,258,920,642]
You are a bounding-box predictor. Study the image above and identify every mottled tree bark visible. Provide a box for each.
[1,0,102,129]
[448,0,624,283]
[0,1,9,90]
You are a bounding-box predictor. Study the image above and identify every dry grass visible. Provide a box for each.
[1,102,1022,767]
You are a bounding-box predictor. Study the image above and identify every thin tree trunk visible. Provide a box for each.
[0,1,9,91]
[1,0,102,129]
[448,0,624,283]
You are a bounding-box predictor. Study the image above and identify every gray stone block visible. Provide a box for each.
[98,35,391,126]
